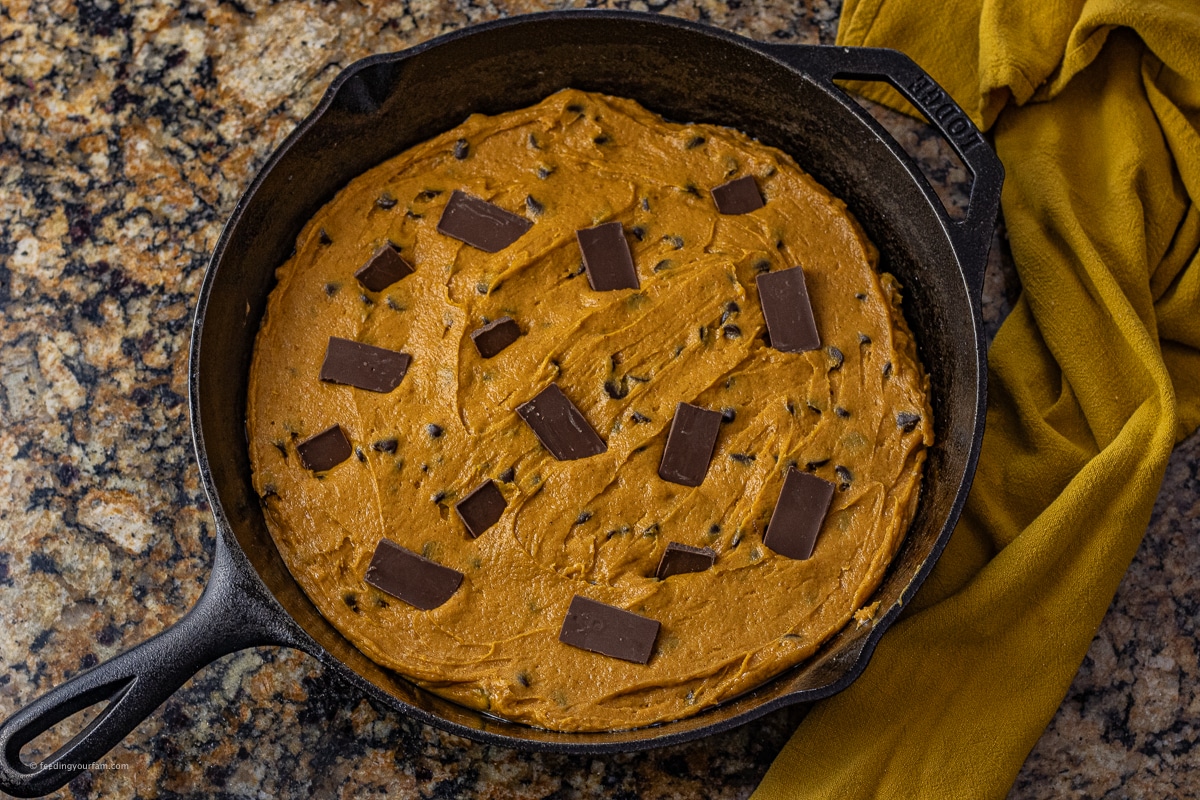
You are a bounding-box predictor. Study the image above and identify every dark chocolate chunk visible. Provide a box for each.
[576,221,639,291]
[558,595,660,664]
[711,175,764,215]
[455,479,507,538]
[364,538,463,610]
[656,542,717,579]
[517,384,606,461]
[763,468,836,560]
[437,190,532,253]
[756,266,820,353]
[471,316,521,358]
[296,424,352,472]
[355,244,414,293]
[658,402,722,487]
[319,337,411,393]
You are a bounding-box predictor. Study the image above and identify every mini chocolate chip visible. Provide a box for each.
[632,444,649,454]
[687,135,706,148]
[709,523,721,534]
[835,465,853,485]
[629,226,646,241]
[415,189,442,202]
[699,325,709,342]
[897,412,922,433]
[355,447,366,462]
[517,671,532,687]
[721,407,736,423]
[566,103,584,113]
[643,523,660,537]
[604,378,629,400]
[526,195,544,216]
[260,484,279,500]
[722,324,742,339]
[754,259,771,273]
[372,438,398,453]
[528,133,540,149]
[630,411,651,424]
[641,198,650,211]
[855,292,867,300]
[432,490,447,504]
[859,333,872,345]
[537,166,554,179]
[730,453,756,464]
[360,293,373,305]
[476,281,490,295]
[654,259,672,272]
[385,297,404,311]
[786,401,796,414]
[324,282,339,295]
[776,239,786,249]
[593,134,610,145]
[835,406,851,418]
[426,424,444,439]
[683,183,701,197]
[318,228,332,245]
[883,362,893,378]
[827,346,845,370]
[663,234,683,249]
[730,529,743,548]
[498,467,515,483]
[273,441,288,459]
[806,401,822,415]
[343,592,359,612]
[575,510,593,525]
[405,210,423,219]
[720,301,740,324]
[453,139,469,159]
[376,192,398,209]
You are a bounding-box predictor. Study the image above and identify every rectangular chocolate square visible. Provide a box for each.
[576,221,639,291]
[355,244,413,292]
[455,479,507,538]
[655,542,717,579]
[558,595,660,664]
[763,468,836,560]
[296,424,353,472]
[471,316,521,358]
[319,337,411,393]
[364,538,463,610]
[658,402,722,487]
[711,175,764,215]
[756,266,820,353]
[517,384,606,461]
[437,190,533,253]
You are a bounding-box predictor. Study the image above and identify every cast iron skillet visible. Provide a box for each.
[0,10,1001,797]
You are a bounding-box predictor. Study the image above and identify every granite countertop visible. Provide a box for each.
[1,2,1196,798]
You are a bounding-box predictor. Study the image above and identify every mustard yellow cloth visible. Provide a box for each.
[753,1,1200,797]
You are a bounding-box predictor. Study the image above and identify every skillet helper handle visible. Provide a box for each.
[0,538,293,798]
[757,43,1004,297]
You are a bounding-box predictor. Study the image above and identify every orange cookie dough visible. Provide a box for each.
[247,89,932,731]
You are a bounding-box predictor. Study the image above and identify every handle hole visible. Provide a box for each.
[15,679,133,769]
[832,79,973,221]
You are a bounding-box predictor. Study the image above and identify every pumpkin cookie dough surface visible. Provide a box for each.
[247,89,932,732]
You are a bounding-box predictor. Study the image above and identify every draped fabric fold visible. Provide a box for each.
[754,1,1200,796]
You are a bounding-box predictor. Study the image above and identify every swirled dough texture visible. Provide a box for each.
[248,89,932,731]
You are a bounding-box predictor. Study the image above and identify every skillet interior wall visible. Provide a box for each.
[195,15,978,739]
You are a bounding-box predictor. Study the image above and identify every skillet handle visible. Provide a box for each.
[0,535,296,798]
[755,43,1003,298]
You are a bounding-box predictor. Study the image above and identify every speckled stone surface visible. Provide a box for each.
[0,2,1195,799]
